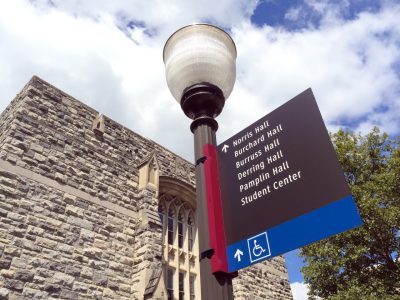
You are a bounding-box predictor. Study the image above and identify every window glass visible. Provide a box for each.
[190,274,195,300]
[178,213,184,248]
[158,205,165,242]
[179,272,185,300]
[159,194,198,300]
[167,268,174,300]
[188,214,194,252]
[168,209,174,245]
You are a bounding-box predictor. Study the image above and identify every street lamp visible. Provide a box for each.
[164,24,237,299]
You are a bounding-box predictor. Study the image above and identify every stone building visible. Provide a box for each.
[0,76,293,299]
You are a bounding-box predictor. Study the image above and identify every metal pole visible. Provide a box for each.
[192,121,234,300]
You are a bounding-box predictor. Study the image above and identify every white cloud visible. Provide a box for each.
[0,0,261,161]
[218,5,400,143]
[0,0,399,162]
[285,7,302,21]
[28,0,259,38]
[291,281,310,300]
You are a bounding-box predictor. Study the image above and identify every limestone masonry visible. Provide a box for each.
[0,76,293,299]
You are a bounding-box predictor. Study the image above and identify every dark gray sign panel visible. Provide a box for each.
[217,89,362,272]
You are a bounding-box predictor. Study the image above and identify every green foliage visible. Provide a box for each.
[300,127,400,300]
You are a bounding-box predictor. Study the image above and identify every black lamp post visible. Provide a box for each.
[164,24,236,299]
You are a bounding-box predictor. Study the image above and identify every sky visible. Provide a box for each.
[0,1,399,299]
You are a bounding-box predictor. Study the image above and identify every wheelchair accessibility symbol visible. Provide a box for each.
[247,232,271,263]
[252,240,266,257]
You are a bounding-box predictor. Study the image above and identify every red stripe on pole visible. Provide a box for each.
[203,144,229,273]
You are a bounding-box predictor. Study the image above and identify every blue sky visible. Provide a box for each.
[285,249,305,282]
[0,1,399,299]
[252,0,383,30]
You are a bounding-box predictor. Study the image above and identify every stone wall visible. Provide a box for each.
[233,256,293,299]
[0,76,292,299]
[0,77,195,212]
[0,85,26,149]
[0,166,137,299]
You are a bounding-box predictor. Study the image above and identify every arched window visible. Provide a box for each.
[178,211,185,249]
[158,204,166,243]
[158,191,199,300]
[188,213,195,252]
[167,267,174,300]
[167,204,175,246]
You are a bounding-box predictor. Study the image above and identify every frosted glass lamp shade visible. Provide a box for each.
[163,24,237,103]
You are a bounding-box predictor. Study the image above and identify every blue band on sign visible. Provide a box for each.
[226,195,363,272]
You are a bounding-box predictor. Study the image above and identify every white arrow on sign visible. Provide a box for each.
[234,249,244,262]
[222,144,229,153]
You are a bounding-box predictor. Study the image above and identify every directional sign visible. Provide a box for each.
[217,88,362,272]
[234,249,243,262]
[222,144,229,153]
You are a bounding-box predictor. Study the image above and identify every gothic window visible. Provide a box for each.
[178,212,184,249]
[167,208,175,246]
[158,204,165,243]
[190,274,196,300]
[188,213,195,252]
[179,271,185,300]
[159,193,199,300]
[167,267,174,300]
